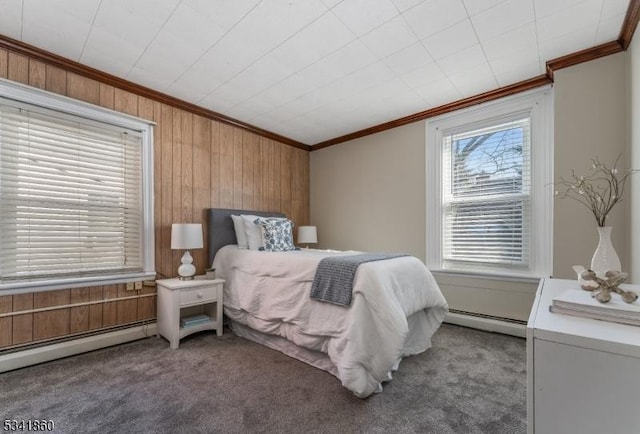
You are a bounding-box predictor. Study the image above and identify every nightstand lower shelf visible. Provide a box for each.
[179,319,218,339]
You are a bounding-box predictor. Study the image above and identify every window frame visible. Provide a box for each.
[426,86,554,278]
[0,78,155,294]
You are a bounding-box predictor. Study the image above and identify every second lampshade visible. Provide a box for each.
[297,226,318,248]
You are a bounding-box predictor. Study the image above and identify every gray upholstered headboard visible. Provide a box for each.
[207,208,286,265]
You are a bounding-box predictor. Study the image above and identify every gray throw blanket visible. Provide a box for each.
[310,253,409,307]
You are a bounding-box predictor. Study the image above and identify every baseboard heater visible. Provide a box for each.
[444,309,526,338]
[0,321,157,373]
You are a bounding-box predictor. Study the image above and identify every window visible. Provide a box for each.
[426,87,553,277]
[0,80,155,293]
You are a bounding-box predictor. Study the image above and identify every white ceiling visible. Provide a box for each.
[0,0,631,145]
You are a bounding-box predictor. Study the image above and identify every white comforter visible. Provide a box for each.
[212,245,448,398]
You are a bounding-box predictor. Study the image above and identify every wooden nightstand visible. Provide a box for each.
[156,278,224,349]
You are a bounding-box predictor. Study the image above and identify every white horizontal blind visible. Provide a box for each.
[442,117,531,269]
[0,102,143,282]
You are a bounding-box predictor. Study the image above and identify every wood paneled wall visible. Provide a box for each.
[0,48,310,349]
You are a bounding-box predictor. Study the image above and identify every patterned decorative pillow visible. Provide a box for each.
[254,217,296,252]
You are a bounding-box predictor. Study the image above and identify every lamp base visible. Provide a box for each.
[177,251,196,280]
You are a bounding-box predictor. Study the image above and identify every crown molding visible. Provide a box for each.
[2,0,638,153]
[311,0,640,150]
[545,40,624,81]
[620,0,640,50]
[313,38,624,150]
[0,34,310,151]
[312,75,552,150]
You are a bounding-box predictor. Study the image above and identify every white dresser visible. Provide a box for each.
[527,278,640,434]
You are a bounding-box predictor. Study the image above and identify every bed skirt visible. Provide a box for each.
[228,317,420,396]
[228,320,339,378]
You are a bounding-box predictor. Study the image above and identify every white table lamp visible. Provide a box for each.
[298,226,318,248]
[171,223,203,280]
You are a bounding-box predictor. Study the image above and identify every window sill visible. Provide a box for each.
[0,271,157,296]
[430,268,543,284]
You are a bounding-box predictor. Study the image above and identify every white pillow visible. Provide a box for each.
[231,215,248,249]
[241,214,264,250]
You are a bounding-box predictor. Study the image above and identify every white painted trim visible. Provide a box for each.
[0,78,155,293]
[0,323,157,373]
[425,115,443,270]
[0,77,155,128]
[431,269,542,284]
[444,311,526,338]
[0,272,157,296]
[425,85,554,278]
[142,125,155,274]
[531,87,555,276]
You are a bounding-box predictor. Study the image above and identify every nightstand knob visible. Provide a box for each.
[197,292,203,298]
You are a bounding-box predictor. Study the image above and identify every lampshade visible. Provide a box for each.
[171,223,203,250]
[298,226,318,244]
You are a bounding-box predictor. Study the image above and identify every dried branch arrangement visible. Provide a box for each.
[555,156,639,227]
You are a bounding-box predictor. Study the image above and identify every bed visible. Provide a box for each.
[208,208,448,398]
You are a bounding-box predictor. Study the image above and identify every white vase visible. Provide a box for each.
[590,226,621,278]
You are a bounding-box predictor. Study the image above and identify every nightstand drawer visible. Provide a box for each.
[180,285,217,307]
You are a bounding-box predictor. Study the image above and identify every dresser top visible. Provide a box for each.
[528,278,640,358]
